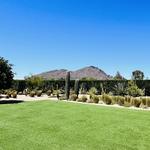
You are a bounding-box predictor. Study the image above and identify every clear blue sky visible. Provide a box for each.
[1,0,150,79]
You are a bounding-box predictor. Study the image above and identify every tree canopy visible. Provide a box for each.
[113,71,125,80]
[132,70,144,80]
[0,57,14,89]
[25,75,44,90]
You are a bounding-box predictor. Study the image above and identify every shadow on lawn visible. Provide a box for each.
[0,100,24,104]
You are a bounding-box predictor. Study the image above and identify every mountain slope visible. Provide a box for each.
[36,66,111,80]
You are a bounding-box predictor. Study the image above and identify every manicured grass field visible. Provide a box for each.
[0,100,150,150]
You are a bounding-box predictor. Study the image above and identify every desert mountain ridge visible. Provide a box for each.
[35,66,116,80]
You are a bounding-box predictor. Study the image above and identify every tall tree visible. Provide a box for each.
[65,72,70,100]
[0,57,14,89]
[25,75,43,90]
[114,71,125,80]
[132,70,144,80]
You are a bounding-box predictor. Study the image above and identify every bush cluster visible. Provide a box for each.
[69,94,78,101]
[77,96,88,102]
[36,90,43,97]
[28,90,43,97]
[2,89,18,99]
[91,95,99,103]
[29,91,36,97]
[100,94,150,108]
[66,92,150,109]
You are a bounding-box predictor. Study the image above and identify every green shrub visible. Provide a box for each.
[125,96,132,103]
[112,82,127,96]
[99,95,102,100]
[146,98,150,107]
[102,94,112,105]
[117,96,125,106]
[140,98,147,108]
[12,80,26,93]
[25,92,28,96]
[23,89,29,96]
[88,87,98,95]
[127,81,144,97]
[52,90,57,96]
[36,90,42,97]
[131,98,141,107]
[77,96,87,102]
[8,93,12,98]
[47,90,52,96]
[25,75,43,90]
[111,96,125,106]
[69,94,78,101]
[111,96,119,105]
[0,89,4,94]
[12,92,17,98]
[111,96,117,104]
[5,90,12,98]
[29,91,36,97]
[124,96,132,107]
[124,102,132,107]
[140,98,146,105]
[140,97,150,108]
[92,95,99,103]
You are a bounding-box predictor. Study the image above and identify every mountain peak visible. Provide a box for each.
[36,66,112,80]
[88,66,98,69]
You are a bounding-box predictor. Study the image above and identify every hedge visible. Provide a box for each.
[11,80,150,96]
[12,80,27,92]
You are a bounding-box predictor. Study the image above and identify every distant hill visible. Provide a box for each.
[36,66,112,80]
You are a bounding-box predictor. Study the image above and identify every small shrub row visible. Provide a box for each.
[68,93,150,109]
[91,95,99,103]
[3,89,18,99]
[101,94,150,108]
[69,94,78,101]
[77,96,88,102]
[29,90,43,97]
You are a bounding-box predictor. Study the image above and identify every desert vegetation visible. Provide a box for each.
[0,57,150,110]
[0,58,150,150]
[1,74,150,110]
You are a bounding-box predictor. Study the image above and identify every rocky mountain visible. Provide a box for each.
[36,66,112,80]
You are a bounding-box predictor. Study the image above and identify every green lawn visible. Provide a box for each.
[0,100,150,150]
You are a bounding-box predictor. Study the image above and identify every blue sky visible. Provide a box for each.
[0,0,150,79]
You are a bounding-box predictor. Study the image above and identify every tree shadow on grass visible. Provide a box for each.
[0,100,24,104]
